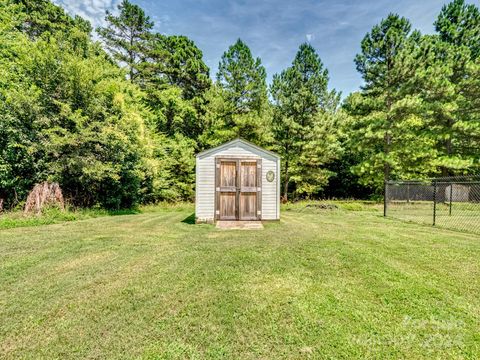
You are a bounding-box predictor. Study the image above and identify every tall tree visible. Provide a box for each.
[145,34,211,100]
[430,0,480,174]
[0,0,167,209]
[200,39,270,146]
[142,33,211,140]
[97,0,153,83]
[405,35,474,176]
[270,43,341,200]
[96,2,204,198]
[350,14,421,187]
[15,0,83,39]
[435,0,480,59]
[216,38,267,115]
[348,3,480,188]
[460,58,480,172]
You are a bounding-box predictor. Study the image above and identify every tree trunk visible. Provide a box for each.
[129,28,135,82]
[384,55,393,183]
[283,179,289,203]
[384,130,391,183]
[282,159,289,202]
[442,118,454,177]
[24,182,65,214]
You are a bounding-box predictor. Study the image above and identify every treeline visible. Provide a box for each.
[0,0,478,209]
[346,2,480,190]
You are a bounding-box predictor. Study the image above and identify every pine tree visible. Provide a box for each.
[145,34,211,100]
[430,0,480,174]
[201,39,270,145]
[139,33,211,140]
[97,0,153,84]
[353,14,415,184]
[216,38,267,115]
[346,14,443,189]
[270,43,341,200]
[435,0,480,59]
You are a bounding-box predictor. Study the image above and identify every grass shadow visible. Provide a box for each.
[107,209,141,216]
[182,213,196,225]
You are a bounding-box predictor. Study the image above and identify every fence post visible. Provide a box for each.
[449,182,453,216]
[433,180,437,226]
[384,181,387,217]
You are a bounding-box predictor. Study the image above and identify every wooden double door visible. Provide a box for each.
[216,158,262,220]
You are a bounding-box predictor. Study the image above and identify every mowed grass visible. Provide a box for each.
[387,201,480,234]
[1,204,479,359]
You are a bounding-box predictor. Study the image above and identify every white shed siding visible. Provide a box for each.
[195,155,216,221]
[195,140,279,222]
[260,157,277,219]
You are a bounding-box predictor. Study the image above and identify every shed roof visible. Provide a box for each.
[196,138,280,159]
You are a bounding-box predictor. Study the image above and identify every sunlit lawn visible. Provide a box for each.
[1,203,479,359]
[387,200,480,234]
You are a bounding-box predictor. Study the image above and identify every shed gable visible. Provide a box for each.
[197,138,279,161]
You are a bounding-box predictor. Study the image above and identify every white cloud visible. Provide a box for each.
[52,0,120,28]
[306,33,314,42]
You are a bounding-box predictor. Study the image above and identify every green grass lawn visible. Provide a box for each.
[387,201,480,234]
[1,204,479,359]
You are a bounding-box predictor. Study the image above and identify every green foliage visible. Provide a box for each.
[346,3,480,191]
[146,86,198,136]
[148,134,197,202]
[97,0,153,83]
[216,39,267,115]
[271,43,342,199]
[354,14,413,91]
[430,1,480,174]
[0,31,38,204]
[97,2,209,198]
[435,0,480,58]
[14,0,92,39]
[202,39,271,146]
[142,34,210,142]
[1,0,479,207]
[145,34,211,100]
[0,0,158,209]
[402,35,475,174]
[199,83,273,147]
[349,14,423,188]
[459,60,480,171]
[320,148,376,200]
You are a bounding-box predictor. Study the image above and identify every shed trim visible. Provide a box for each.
[196,138,280,159]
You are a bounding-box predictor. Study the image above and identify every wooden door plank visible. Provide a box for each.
[220,192,236,219]
[236,159,240,220]
[240,192,257,220]
[239,160,258,220]
[220,161,236,187]
[241,161,257,188]
[218,159,238,220]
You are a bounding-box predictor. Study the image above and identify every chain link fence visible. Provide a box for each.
[384,176,480,235]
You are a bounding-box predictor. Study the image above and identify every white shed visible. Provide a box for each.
[195,138,280,223]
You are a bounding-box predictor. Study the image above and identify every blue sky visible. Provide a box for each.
[53,0,475,95]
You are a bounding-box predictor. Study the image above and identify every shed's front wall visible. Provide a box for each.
[195,142,279,222]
